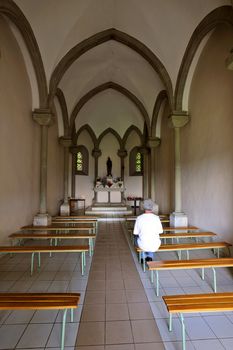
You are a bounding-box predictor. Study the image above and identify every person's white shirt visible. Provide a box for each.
[133,212,163,252]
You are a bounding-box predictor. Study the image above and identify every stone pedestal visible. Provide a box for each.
[170,212,188,227]
[33,213,52,226]
[60,203,70,216]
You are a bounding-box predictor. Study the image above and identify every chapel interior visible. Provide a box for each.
[1,1,233,350]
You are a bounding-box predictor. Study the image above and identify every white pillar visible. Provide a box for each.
[147,137,161,211]
[169,112,189,227]
[32,109,53,226]
[59,137,72,216]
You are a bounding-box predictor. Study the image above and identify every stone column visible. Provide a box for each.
[147,137,161,210]
[92,148,102,203]
[69,146,78,198]
[117,149,127,202]
[32,108,53,226]
[59,137,72,216]
[139,147,150,200]
[169,112,190,227]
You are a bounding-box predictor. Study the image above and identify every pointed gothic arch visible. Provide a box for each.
[75,124,97,147]
[69,81,150,134]
[97,128,122,149]
[122,125,143,149]
[48,28,173,108]
[55,88,69,136]
[0,0,47,107]
[151,90,169,138]
[175,5,233,111]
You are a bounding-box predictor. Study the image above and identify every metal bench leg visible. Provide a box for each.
[201,268,205,280]
[70,308,74,322]
[81,252,86,276]
[169,313,173,331]
[37,252,41,270]
[88,238,92,257]
[49,239,53,257]
[212,267,217,292]
[31,252,35,276]
[186,250,189,260]
[217,248,220,258]
[143,252,146,272]
[61,308,68,350]
[156,270,159,296]
[138,251,141,263]
[180,313,186,350]
[151,270,154,284]
[178,250,181,260]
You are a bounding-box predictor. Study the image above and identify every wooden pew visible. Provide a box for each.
[52,217,98,231]
[128,230,216,245]
[0,245,89,275]
[9,232,96,256]
[147,257,233,295]
[163,226,198,232]
[0,292,80,350]
[162,292,233,350]
[136,241,232,271]
[21,224,96,234]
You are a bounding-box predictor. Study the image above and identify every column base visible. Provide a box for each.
[33,213,52,226]
[169,212,188,227]
[60,202,70,216]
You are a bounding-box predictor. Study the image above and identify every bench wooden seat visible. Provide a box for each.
[0,245,89,275]
[136,241,232,271]
[128,230,216,244]
[54,215,97,220]
[162,292,233,350]
[21,225,96,233]
[163,226,198,232]
[147,257,233,295]
[9,232,96,256]
[0,293,80,350]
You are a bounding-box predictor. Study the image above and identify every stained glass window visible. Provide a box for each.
[135,152,142,173]
[76,152,83,171]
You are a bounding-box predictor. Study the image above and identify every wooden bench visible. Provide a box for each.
[52,218,98,231]
[9,232,96,256]
[21,224,96,234]
[147,257,233,295]
[0,292,80,350]
[0,245,89,275]
[163,226,198,232]
[136,241,232,271]
[128,230,216,245]
[162,292,233,350]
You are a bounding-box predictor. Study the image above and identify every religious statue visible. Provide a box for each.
[106,156,112,177]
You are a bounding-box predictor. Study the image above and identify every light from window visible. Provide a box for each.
[135,152,142,173]
[76,152,83,171]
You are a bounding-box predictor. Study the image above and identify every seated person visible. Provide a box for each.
[133,199,163,262]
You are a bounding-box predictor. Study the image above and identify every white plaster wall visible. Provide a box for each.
[125,131,143,199]
[155,104,174,214]
[181,25,233,244]
[75,130,95,207]
[0,17,39,244]
[47,122,64,215]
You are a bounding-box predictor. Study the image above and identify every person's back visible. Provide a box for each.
[133,199,163,261]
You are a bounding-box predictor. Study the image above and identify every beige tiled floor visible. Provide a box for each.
[75,221,164,349]
[1,220,233,350]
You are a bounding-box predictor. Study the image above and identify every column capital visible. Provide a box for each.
[147,137,161,148]
[32,108,54,126]
[117,149,127,158]
[92,148,102,158]
[69,146,79,154]
[59,136,72,148]
[169,111,190,128]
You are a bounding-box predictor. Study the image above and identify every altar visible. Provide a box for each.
[94,186,125,203]
[93,177,125,204]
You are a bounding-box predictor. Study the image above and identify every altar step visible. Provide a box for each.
[85,204,133,216]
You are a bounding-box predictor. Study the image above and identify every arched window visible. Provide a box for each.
[129,147,143,176]
[74,145,89,175]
